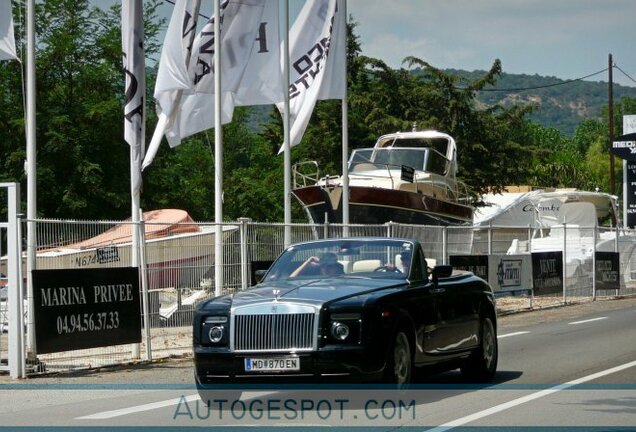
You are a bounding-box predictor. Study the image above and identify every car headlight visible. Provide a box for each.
[203,316,228,345]
[331,321,350,340]
[209,325,224,343]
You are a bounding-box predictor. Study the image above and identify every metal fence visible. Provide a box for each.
[3,216,636,376]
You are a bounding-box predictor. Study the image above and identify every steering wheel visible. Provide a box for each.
[373,265,402,273]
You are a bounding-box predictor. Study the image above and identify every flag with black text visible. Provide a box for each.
[122,0,146,200]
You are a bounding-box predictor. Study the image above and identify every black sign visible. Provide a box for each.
[595,251,620,291]
[449,255,488,280]
[611,132,636,161]
[531,252,563,296]
[626,161,636,228]
[32,267,141,354]
[96,245,120,264]
[401,165,415,183]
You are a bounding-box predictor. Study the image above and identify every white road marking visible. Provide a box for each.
[497,331,530,339]
[75,391,277,420]
[569,317,607,325]
[422,359,636,432]
[76,394,200,420]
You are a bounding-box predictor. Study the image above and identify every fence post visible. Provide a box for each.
[385,222,394,239]
[138,212,152,361]
[592,225,597,301]
[563,223,567,305]
[615,226,619,297]
[323,219,329,239]
[5,183,25,378]
[239,218,251,290]
[443,227,448,265]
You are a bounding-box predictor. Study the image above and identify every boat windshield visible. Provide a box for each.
[263,239,415,281]
[378,136,449,155]
[349,148,447,175]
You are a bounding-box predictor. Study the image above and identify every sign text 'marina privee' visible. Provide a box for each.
[40,283,135,307]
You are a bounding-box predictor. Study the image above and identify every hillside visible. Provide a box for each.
[446,69,636,135]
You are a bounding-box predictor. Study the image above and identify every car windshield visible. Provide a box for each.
[264,239,415,281]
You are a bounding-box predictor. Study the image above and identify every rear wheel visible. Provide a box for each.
[461,316,497,382]
[384,330,412,386]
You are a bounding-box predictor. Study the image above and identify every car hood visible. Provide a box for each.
[229,277,403,307]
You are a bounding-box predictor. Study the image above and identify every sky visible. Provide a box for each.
[345,0,636,87]
[150,0,636,88]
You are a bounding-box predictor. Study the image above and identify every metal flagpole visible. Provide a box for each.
[214,0,224,296]
[283,0,291,247]
[25,0,37,358]
[341,0,349,235]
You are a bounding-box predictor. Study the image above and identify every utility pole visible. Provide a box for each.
[609,53,615,196]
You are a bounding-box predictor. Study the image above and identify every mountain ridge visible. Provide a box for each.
[445,68,636,135]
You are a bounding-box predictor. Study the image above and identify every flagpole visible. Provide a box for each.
[283,0,291,247]
[214,0,224,297]
[341,0,349,235]
[25,0,37,359]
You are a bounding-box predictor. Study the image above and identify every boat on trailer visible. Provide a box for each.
[292,129,473,225]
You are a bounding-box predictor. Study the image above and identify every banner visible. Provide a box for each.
[278,0,346,151]
[0,0,18,61]
[122,0,146,201]
[531,251,563,296]
[595,251,620,291]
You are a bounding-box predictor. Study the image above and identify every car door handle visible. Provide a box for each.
[429,287,446,294]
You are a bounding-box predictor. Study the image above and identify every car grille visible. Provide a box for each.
[233,313,315,352]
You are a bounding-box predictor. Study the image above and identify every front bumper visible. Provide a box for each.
[194,344,385,384]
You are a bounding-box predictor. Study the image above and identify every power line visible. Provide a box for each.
[467,68,609,92]
[614,64,636,85]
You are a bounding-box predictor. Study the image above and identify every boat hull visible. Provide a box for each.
[293,186,473,226]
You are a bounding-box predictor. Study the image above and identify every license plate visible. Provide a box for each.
[244,357,300,372]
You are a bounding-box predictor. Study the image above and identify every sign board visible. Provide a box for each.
[449,255,488,280]
[595,251,620,291]
[401,165,415,183]
[487,254,533,292]
[531,252,563,296]
[610,132,636,160]
[32,267,141,354]
[624,116,636,228]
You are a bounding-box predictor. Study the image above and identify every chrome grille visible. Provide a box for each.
[233,313,315,352]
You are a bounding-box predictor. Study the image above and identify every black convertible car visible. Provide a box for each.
[193,238,497,385]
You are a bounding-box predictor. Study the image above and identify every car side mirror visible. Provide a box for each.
[254,269,268,285]
[431,265,452,284]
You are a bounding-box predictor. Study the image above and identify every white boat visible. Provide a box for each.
[292,129,473,225]
[473,188,636,286]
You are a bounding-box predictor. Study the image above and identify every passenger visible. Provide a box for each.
[291,252,344,277]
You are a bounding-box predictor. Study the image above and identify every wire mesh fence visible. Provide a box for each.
[2,216,635,375]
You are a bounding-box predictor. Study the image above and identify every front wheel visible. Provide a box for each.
[461,316,498,382]
[383,330,412,386]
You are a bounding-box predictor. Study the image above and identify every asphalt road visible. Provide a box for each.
[1,297,635,430]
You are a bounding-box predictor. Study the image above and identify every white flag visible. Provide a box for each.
[0,0,18,61]
[143,0,201,170]
[279,0,346,151]
[166,0,279,145]
[153,0,201,121]
[143,0,279,167]
[122,0,146,200]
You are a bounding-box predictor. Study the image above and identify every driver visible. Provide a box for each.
[291,252,344,277]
